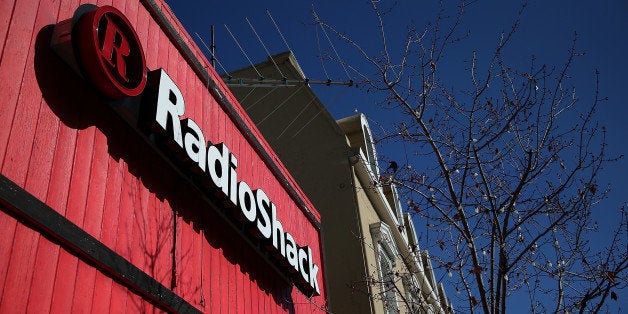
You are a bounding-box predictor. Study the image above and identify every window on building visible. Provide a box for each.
[362,124,379,177]
[378,249,399,314]
[370,222,399,314]
[402,275,424,314]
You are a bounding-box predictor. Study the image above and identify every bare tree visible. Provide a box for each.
[345,224,450,313]
[313,1,627,313]
[347,270,429,313]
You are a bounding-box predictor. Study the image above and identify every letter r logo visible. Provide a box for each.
[74,6,147,99]
[99,14,131,83]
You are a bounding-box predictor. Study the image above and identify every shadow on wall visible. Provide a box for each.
[33,24,295,313]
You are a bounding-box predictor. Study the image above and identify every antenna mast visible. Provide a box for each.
[223,77,353,88]
[210,25,215,68]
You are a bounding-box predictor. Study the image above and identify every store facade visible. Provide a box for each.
[0,1,326,313]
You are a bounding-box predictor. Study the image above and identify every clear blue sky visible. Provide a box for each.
[166,0,627,310]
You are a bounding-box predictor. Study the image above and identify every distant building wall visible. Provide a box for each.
[227,52,454,314]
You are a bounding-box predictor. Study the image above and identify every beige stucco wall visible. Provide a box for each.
[353,171,418,314]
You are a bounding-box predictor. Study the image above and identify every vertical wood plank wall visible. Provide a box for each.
[0,0,327,312]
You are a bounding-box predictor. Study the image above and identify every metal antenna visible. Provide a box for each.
[256,85,305,125]
[224,77,353,87]
[266,10,293,52]
[217,9,354,89]
[319,23,352,81]
[290,85,349,139]
[210,25,216,68]
[315,24,330,81]
[239,86,258,103]
[292,111,322,139]
[244,86,279,110]
[224,24,263,79]
[245,17,285,79]
[195,32,230,77]
[276,94,318,139]
[312,6,353,82]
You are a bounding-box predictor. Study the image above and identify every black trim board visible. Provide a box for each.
[0,174,201,314]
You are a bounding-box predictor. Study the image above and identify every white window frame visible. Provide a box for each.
[370,222,399,314]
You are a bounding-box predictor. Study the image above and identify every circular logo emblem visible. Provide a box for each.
[74,6,147,99]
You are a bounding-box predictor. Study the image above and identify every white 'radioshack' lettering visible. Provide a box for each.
[144,68,320,295]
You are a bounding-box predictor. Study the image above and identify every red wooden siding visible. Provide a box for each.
[0,0,327,313]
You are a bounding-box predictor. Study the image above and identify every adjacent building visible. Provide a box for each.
[227,52,453,313]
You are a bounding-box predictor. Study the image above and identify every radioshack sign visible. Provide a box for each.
[74,5,147,99]
[66,5,320,295]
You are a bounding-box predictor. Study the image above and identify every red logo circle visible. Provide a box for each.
[74,6,147,99]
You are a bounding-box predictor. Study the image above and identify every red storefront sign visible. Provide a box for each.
[0,1,326,313]
[74,5,147,99]
[142,68,321,294]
